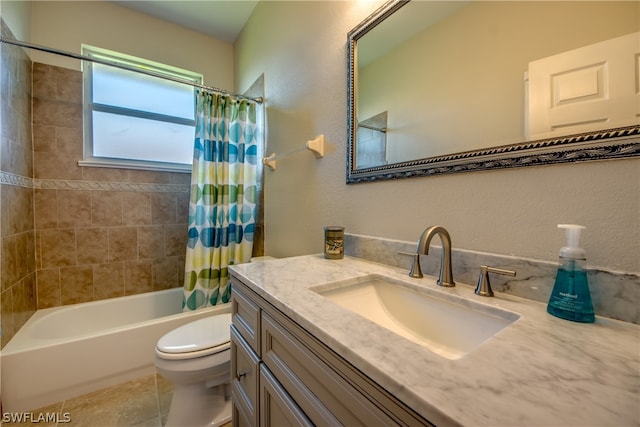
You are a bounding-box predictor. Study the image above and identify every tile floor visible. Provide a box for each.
[0,374,233,427]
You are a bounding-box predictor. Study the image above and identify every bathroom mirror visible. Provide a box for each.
[347,0,640,183]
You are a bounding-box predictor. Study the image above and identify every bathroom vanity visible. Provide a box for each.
[230,275,429,426]
[229,255,639,426]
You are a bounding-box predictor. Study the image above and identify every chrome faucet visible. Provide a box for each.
[408,226,455,287]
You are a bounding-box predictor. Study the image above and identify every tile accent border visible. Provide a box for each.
[345,233,639,324]
[0,171,189,193]
[0,171,33,188]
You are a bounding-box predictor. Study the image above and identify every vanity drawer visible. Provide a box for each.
[261,310,425,426]
[232,283,261,354]
[231,325,260,427]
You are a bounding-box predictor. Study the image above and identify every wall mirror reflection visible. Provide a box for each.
[347,0,640,183]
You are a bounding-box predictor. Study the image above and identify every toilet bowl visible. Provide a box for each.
[155,313,232,427]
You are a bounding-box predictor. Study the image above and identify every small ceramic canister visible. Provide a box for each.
[324,226,345,259]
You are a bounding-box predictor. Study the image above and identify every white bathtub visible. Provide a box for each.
[1,287,230,412]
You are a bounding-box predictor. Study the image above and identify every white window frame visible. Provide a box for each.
[80,45,203,172]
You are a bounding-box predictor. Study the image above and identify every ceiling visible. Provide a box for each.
[111,0,259,43]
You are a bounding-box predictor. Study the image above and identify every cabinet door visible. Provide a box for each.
[231,325,260,427]
[260,364,313,427]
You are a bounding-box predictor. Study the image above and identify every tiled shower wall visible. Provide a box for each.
[0,31,193,347]
[1,32,265,348]
[1,22,36,348]
[31,62,191,308]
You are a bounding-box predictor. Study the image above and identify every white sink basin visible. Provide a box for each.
[312,274,520,359]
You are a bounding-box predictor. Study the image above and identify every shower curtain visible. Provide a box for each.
[183,90,259,311]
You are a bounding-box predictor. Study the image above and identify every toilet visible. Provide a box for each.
[156,257,275,426]
[155,313,233,427]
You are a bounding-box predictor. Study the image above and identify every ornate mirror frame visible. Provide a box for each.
[346,0,640,184]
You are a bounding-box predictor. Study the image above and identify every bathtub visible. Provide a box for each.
[1,287,230,412]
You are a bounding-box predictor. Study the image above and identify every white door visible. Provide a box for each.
[527,31,639,139]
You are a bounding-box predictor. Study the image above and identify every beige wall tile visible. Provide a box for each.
[37,268,61,309]
[152,257,178,290]
[129,169,171,184]
[0,184,9,237]
[0,134,10,176]
[55,66,82,103]
[125,260,153,295]
[81,166,130,182]
[32,63,56,100]
[1,288,15,347]
[151,192,176,224]
[2,138,33,177]
[33,124,57,153]
[93,262,125,300]
[56,126,83,155]
[176,192,190,224]
[32,98,82,129]
[2,230,34,285]
[177,256,185,277]
[60,265,93,305]
[170,173,191,185]
[138,226,165,259]
[2,185,34,236]
[1,235,18,292]
[108,226,138,262]
[1,103,19,146]
[34,189,58,229]
[165,224,186,257]
[40,228,76,268]
[14,273,36,327]
[25,230,36,274]
[34,149,83,180]
[92,191,123,226]
[17,186,34,234]
[76,227,109,265]
[35,230,42,270]
[58,190,92,228]
[16,230,34,279]
[123,192,151,225]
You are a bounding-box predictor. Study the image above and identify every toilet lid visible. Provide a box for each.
[157,313,232,356]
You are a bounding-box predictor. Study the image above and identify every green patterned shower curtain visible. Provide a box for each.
[183,91,260,311]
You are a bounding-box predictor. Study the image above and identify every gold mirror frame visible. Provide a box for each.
[346,0,640,184]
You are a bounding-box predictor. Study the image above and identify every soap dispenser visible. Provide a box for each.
[546,224,595,323]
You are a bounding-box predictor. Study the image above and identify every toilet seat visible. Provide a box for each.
[156,313,232,361]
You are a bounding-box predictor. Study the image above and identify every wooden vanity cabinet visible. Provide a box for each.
[230,276,433,427]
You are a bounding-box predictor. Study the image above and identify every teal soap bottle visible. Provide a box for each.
[546,224,595,323]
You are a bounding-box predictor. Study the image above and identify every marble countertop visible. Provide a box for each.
[229,255,640,427]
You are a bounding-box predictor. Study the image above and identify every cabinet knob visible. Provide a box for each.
[237,369,249,379]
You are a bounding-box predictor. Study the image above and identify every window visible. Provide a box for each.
[81,45,203,172]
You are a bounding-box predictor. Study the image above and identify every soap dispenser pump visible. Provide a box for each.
[546,224,595,323]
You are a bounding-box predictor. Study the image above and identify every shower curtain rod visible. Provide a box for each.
[0,37,264,104]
